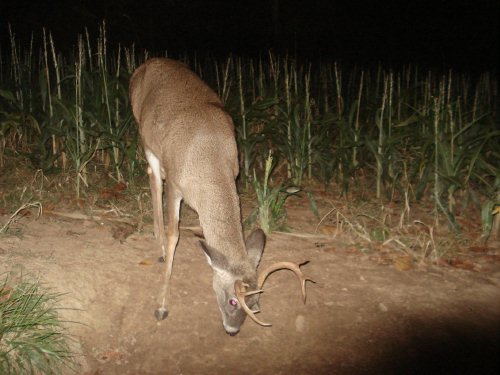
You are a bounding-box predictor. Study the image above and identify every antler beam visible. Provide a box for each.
[258,261,314,303]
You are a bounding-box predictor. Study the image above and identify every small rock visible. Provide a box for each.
[295,314,306,332]
[378,302,388,312]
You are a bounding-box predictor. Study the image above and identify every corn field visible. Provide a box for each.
[0,26,498,235]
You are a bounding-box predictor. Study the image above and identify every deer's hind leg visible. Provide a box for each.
[145,149,168,259]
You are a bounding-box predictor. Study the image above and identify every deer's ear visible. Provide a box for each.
[245,229,266,269]
[199,240,229,269]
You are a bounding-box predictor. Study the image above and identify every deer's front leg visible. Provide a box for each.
[154,181,181,320]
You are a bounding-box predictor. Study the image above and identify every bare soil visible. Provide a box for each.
[1,186,499,375]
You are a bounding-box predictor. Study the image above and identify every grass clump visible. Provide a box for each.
[0,275,77,374]
[247,152,299,234]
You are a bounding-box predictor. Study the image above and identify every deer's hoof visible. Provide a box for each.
[154,307,168,321]
[158,256,165,263]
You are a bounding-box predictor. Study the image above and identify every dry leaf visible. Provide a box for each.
[346,246,359,253]
[448,258,476,271]
[114,182,127,192]
[111,224,135,242]
[100,183,127,200]
[139,259,153,266]
[393,256,414,271]
[318,225,341,235]
[0,286,13,303]
[469,246,489,253]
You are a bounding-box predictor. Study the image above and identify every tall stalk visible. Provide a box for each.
[284,58,292,179]
[74,37,85,197]
[433,94,441,226]
[237,58,250,187]
[42,29,55,161]
[333,62,342,117]
[49,32,65,168]
[304,65,312,180]
[352,71,364,167]
[376,75,388,199]
[98,25,123,182]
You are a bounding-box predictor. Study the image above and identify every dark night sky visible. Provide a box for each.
[0,0,498,70]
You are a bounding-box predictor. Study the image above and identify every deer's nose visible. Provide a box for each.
[223,323,240,336]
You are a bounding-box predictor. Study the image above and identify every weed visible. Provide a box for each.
[246,152,298,234]
[0,274,77,374]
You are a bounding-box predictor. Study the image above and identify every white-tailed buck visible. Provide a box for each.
[129,58,313,335]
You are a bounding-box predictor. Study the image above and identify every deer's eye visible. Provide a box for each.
[229,298,238,307]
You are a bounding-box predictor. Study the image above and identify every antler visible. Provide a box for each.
[235,261,314,327]
[234,280,271,326]
[257,261,314,303]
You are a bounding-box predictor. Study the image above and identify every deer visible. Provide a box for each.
[129,58,313,335]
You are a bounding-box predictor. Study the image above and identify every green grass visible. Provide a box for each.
[246,151,299,234]
[0,274,77,374]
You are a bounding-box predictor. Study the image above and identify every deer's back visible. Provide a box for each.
[129,58,239,199]
[129,57,224,126]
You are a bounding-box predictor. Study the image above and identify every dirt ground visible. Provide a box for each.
[1,190,499,375]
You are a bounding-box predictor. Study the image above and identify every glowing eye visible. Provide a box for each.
[229,298,238,307]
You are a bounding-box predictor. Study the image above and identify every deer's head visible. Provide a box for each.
[201,229,313,336]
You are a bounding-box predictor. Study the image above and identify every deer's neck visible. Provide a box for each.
[196,188,249,266]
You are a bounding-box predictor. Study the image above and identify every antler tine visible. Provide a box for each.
[234,280,271,327]
[257,261,314,303]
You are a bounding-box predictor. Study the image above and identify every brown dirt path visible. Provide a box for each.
[1,205,499,375]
